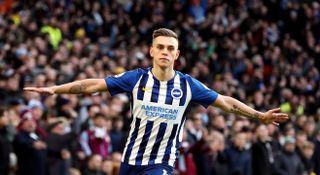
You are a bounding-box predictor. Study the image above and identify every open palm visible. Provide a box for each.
[23,87,55,95]
[259,108,289,125]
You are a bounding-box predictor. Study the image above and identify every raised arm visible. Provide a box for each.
[212,95,288,125]
[24,79,107,95]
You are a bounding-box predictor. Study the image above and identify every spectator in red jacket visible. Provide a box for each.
[79,113,111,160]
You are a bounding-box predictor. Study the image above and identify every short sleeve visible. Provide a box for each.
[186,76,219,108]
[105,69,143,96]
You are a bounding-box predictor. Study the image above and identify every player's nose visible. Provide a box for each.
[161,48,169,55]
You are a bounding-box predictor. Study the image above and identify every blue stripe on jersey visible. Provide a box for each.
[162,124,178,164]
[124,118,141,162]
[135,120,154,165]
[150,79,160,103]
[148,122,167,165]
[137,73,149,100]
[179,77,187,106]
[165,78,175,105]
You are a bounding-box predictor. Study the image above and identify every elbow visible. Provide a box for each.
[221,104,232,113]
[214,95,233,113]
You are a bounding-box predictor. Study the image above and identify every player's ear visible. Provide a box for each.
[150,47,154,57]
[175,50,180,60]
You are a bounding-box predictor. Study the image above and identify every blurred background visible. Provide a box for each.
[0,0,319,175]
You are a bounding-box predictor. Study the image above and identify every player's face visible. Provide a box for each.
[150,36,180,69]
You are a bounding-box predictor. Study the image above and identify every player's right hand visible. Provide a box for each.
[23,87,55,95]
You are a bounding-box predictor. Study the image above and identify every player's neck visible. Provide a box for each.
[151,67,175,82]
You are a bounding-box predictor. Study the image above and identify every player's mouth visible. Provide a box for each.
[159,57,170,61]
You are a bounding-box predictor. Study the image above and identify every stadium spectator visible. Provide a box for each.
[79,113,112,160]
[186,126,227,175]
[110,116,126,153]
[251,124,274,175]
[225,131,251,175]
[110,152,122,175]
[295,130,308,163]
[300,141,315,175]
[274,136,304,175]
[80,104,101,132]
[13,109,47,175]
[83,154,106,175]
[46,118,79,175]
[101,159,113,175]
[208,114,228,135]
[187,112,205,145]
[70,168,82,175]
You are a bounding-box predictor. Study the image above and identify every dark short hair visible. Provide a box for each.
[152,28,178,41]
[93,112,110,120]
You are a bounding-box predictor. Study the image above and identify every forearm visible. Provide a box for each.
[53,79,105,94]
[213,95,263,121]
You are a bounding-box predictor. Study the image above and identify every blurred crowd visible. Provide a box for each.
[0,0,320,175]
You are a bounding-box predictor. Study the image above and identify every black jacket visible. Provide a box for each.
[0,128,10,175]
[251,140,274,175]
[274,150,304,175]
[13,131,47,175]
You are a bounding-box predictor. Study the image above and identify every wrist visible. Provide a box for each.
[51,86,58,94]
[256,112,265,121]
[258,112,273,124]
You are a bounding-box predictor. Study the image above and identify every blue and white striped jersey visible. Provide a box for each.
[105,67,218,167]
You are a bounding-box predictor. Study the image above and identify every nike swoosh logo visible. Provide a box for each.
[142,87,152,91]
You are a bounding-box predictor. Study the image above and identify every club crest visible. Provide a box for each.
[171,88,183,99]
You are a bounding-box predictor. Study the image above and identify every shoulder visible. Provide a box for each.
[106,68,148,82]
[176,71,194,82]
[178,72,207,88]
[177,72,201,82]
[176,71,189,78]
[129,67,148,73]
[120,67,149,77]
[136,67,149,75]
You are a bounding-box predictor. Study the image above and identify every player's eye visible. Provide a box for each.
[168,47,174,51]
[157,45,164,50]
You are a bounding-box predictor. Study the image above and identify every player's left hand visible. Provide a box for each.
[259,108,289,126]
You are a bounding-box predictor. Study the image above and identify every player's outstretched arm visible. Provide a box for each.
[212,95,289,125]
[24,79,107,95]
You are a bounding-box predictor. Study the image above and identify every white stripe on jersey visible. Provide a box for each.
[172,73,181,106]
[142,71,154,102]
[158,81,167,104]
